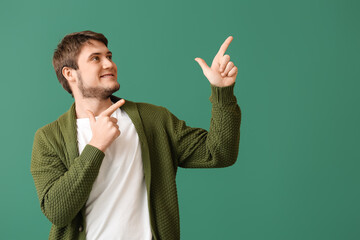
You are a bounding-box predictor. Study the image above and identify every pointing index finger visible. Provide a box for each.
[216,36,233,58]
[100,99,126,117]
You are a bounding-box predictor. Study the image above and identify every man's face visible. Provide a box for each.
[75,39,119,99]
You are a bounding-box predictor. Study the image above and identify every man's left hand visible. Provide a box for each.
[195,36,238,87]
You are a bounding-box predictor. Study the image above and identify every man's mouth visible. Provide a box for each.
[100,73,115,78]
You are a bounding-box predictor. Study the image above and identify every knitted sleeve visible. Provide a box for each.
[30,128,105,227]
[168,83,241,168]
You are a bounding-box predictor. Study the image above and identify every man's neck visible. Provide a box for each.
[74,96,113,119]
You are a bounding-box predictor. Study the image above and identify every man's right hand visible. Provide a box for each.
[86,99,126,152]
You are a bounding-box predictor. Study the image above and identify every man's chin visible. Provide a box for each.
[79,83,120,100]
[103,84,120,99]
[111,82,120,94]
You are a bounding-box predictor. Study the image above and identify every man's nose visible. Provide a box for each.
[102,57,114,69]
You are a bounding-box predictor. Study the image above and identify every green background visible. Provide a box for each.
[1,0,359,239]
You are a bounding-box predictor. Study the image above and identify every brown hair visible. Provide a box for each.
[52,30,108,96]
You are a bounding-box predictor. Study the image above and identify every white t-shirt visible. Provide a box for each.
[76,105,152,240]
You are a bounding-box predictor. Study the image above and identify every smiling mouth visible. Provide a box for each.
[100,74,115,78]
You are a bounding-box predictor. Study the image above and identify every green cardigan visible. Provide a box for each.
[31,84,241,240]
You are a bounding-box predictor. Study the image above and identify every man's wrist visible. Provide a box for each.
[80,144,106,165]
[88,140,106,153]
[209,83,237,105]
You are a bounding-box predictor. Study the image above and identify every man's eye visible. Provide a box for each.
[107,55,112,60]
[92,56,100,61]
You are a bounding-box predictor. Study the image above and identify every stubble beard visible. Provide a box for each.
[77,72,120,100]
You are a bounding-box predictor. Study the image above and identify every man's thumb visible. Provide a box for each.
[195,57,210,74]
[86,110,96,126]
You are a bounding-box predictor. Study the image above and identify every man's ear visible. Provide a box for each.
[62,67,76,84]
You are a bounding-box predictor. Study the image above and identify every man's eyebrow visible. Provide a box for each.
[88,51,112,58]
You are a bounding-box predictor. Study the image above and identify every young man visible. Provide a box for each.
[31,30,241,240]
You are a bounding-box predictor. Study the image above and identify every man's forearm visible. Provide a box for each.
[207,83,241,167]
[31,130,104,227]
[174,83,241,168]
